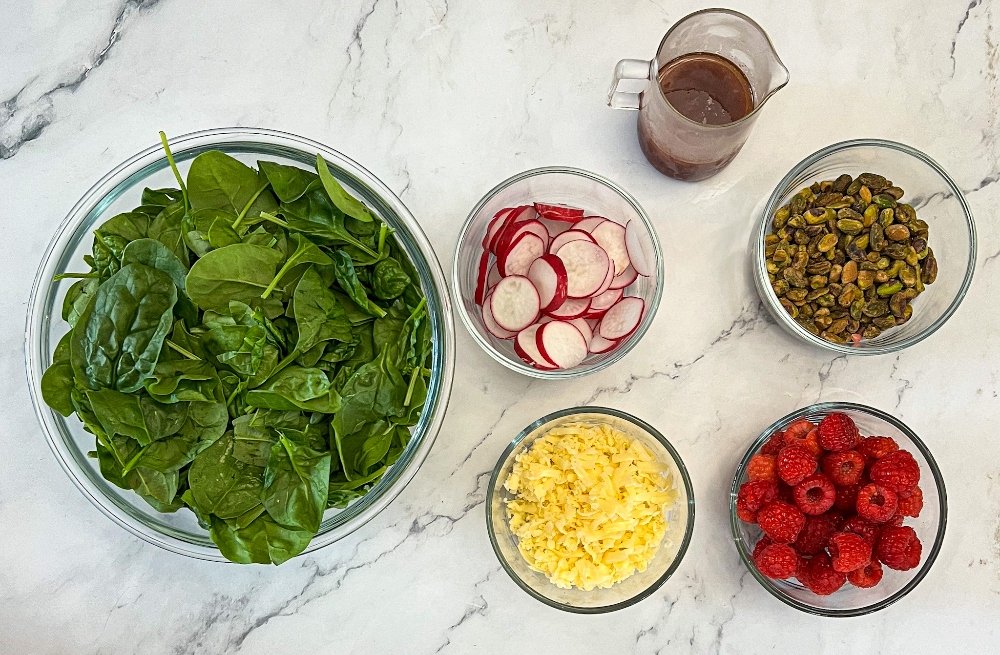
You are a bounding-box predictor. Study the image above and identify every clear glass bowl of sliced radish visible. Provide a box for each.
[454,167,662,377]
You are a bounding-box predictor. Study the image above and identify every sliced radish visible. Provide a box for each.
[487,263,502,288]
[546,297,590,319]
[536,321,588,369]
[625,220,654,277]
[527,254,568,314]
[498,219,549,257]
[539,218,573,237]
[534,202,584,223]
[473,250,490,305]
[608,265,639,290]
[575,216,610,233]
[515,324,556,369]
[549,229,595,254]
[481,293,517,339]
[591,220,630,276]
[490,205,533,253]
[590,261,616,298]
[555,240,611,298]
[598,297,644,341]
[591,287,623,312]
[569,317,593,344]
[589,333,619,354]
[484,208,514,250]
[499,232,545,276]
[489,275,540,331]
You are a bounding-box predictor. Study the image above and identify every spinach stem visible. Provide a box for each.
[165,339,201,361]
[260,255,299,299]
[257,211,289,228]
[121,446,147,475]
[377,224,388,254]
[53,272,98,280]
[158,131,188,211]
[232,184,271,232]
[404,368,419,407]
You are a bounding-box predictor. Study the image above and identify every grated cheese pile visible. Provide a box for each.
[503,421,676,590]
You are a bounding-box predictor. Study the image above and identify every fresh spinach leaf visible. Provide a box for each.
[86,388,187,445]
[372,257,411,300]
[331,250,385,318]
[245,366,341,413]
[262,436,330,533]
[292,267,352,353]
[316,155,374,222]
[188,432,265,519]
[259,160,318,203]
[186,244,283,311]
[41,332,75,416]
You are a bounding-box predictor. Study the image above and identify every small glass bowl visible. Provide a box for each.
[453,167,663,378]
[729,402,947,616]
[751,139,976,355]
[25,128,456,562]
[487,407,695,613]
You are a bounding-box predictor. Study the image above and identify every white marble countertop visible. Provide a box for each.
[2,0,998,652]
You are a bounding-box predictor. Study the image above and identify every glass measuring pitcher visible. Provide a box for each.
[608,9,789,182]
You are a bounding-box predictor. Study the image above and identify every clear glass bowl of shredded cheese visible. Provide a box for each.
[487,407,695,613]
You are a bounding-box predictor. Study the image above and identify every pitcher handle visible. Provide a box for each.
[607,59,651,110]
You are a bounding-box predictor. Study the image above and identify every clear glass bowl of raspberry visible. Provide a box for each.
[729,402,947,616]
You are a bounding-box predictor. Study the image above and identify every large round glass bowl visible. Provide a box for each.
[729,402,947,616]
[751,139,976,355]
[453,167,663,379]
[487,407,695,613]
[25,128,456,562]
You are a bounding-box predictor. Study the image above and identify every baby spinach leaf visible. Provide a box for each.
[245,366,341,413]
[188,432,265,519]
[141,187,184,207]
[62,278,99,327]
[331,250,385,318]
[127,466,180,507]
[186,244,283,311]
[187,151,277,218]
[262,436,330,533]
[293,267,352,353]
[147,201,189,266]
[261,233,332,299]
[316,155,373,222]
[372,257,411,300]
[259,160,319,203]
[210,513,311,565]
[86,388,187,445]
[121,238,188,290]
[41,332,75,416]
[124,399,226,474]
[70,263,178,393]
[144,360,221,403]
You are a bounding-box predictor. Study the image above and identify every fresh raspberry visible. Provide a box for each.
[818,412,861,452]
[847,559,884,588]
[785,426,823,457]
[747,453,778,483]
[757,500,806,544]
[896,486,924,518]
[752,536,773,560]
[869,450,920,492]
[841,516,880,544]
[828,532,873,572]
[833,483,861,513]
[784,419,815,441]
[800,552,846,595]
[736,480,778,523]
[794,514,839,555]
[860,435,899,460]
[876,526,922,571]
[761,430,786,455]
[754,542,800,579]
[776,445,817,485]
[856,484,899,523]
[822,450,866,487]
[793,474,837,515]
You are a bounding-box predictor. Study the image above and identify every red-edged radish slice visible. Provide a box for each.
[484,208,514,250]
[625,220,654,277]
[499,232,545,276]
[590,261,615,298]
[549,229,595,254]
[473,250,490,305]
[536,321,588,369]
[515,324,556,369]
[591,287,624,312]
[481,293,517,339]
[534,202,584,223]
[487,263,502,288]
[591,220,630,276]
[489,275,540,331]
[575,216,609,233]
[490,205,533,253]
[555,240,611,298]
[527,254,568,313]
[546,297,590,319]
[589,333,619,354]
[500,219,549,254]
[569,317,593,344]
[539,218,573,237]
[598,297,644,340]
[608,265,639,290]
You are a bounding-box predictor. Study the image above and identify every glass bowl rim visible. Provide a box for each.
[728,401,948,617]
[452,166,665,379]
[24,126,456,562]
[486,405,696,613]
[753,138,977,355]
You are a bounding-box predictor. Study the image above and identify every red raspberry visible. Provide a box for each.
[784,419,815,441]
[828,532,873,572]
[841,516,880,544]
[896,486,924,518]
[870,450,920,492]
[856,484,899,523]
[776,445,817,486]
[822,450,866,487]
[818,412,861,452]
[736,480,779,523]
[754,542,799,579]
[752,536,773,560]
[800,552,846,595]
[785,426,823,457]
[794,514,839,555]
[792,474,837,515]
[876,526,922,571]
[761,430,786,455]
[757,500,806,544]
[747,453,778,483]
[847,559,884,588]
[860,435,898,460]
[833,483,861,513]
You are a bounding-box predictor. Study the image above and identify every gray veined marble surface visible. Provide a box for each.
[1,0,998,653]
